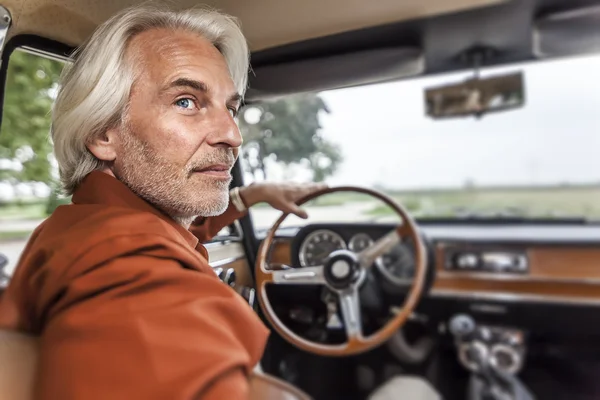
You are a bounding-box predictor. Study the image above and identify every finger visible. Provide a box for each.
[287,204,309,219]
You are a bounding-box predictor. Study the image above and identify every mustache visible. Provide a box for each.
[187,150,236,172]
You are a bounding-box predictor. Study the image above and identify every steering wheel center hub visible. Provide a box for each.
[331,260,351,278]
[324,250,361,289]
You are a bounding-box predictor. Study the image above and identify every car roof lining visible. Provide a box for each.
[3,0,600,100]
[3,0,507,51]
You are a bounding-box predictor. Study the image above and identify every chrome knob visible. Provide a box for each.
[449,314,476,338]
[490,344,522,375]
[213,267,225,280]
[224,268,236,288]
[456,253,479,269]
[458,341,488,372]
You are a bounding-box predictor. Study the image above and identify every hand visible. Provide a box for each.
[239,182,328,219]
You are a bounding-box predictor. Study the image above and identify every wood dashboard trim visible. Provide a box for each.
[528,247,600,280]
[433,242,600,304]
[430,289,600,307]
[435,271,600,285]
[269,239,293,265]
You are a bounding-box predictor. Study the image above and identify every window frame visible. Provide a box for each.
[0,35,73,130]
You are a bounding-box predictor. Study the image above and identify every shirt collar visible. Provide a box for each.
[72,171,200,249]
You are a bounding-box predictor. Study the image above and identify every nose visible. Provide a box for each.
[206,110,243,149]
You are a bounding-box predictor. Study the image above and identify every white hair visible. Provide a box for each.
[51,4,249,194]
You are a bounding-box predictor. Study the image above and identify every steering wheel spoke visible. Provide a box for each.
[358,226,405,268]
[339,288,363,340]
[269,265,326,285]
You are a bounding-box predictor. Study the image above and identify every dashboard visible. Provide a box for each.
[267,222,600,337]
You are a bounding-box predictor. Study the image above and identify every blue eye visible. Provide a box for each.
[175,98,195,110]
[228,107,239,118]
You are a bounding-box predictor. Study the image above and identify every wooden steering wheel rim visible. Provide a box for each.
[255,186,428,357]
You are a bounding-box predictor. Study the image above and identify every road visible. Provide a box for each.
[0,219,44,232]
[0,202,382,276]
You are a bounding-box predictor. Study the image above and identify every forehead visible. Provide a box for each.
[127,28,232,87]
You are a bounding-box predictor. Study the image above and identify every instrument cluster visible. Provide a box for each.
[297,228,416,286]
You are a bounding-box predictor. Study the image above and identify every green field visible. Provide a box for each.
[0,230,32,241]
[368,185,600,219]
[298,184,600,219]
[0,202,47,220]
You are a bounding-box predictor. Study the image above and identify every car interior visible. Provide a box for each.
[1,0,600,399]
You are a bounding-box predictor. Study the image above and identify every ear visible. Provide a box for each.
[87,128,120,162]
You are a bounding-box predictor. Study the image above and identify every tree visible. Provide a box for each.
[238,93,342,182]
[0,49,65,184]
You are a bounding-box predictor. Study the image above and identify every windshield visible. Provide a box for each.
[239,53,600,231]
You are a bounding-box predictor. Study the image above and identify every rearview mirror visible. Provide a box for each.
[425,72,525,119]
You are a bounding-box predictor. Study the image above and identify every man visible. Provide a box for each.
[0,5,323,399]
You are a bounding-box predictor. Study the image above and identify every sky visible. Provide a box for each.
[250,52,600,190]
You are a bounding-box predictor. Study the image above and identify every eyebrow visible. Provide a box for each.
[163,77,242,105]
[165,78,208,93]
[228,92,243,107]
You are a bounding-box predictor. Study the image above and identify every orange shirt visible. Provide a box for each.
[0,171,269,400]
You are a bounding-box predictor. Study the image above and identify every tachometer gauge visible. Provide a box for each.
[348,233,373,253]
[299,230,346,267]
[377,241,416,285]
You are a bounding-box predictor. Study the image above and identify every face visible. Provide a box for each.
[91,29,243,224]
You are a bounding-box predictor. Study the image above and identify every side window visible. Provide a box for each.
[0,48,67,277]
[237,94,344,232]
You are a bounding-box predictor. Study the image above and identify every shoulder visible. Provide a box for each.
[52,203,183,240]
[5,204,213,333]
[49,204,182,243]
[20,204,205,282]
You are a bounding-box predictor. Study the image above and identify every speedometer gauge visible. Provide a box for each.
[299,230,346,267]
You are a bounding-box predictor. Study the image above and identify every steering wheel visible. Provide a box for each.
[255,187,428,356]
